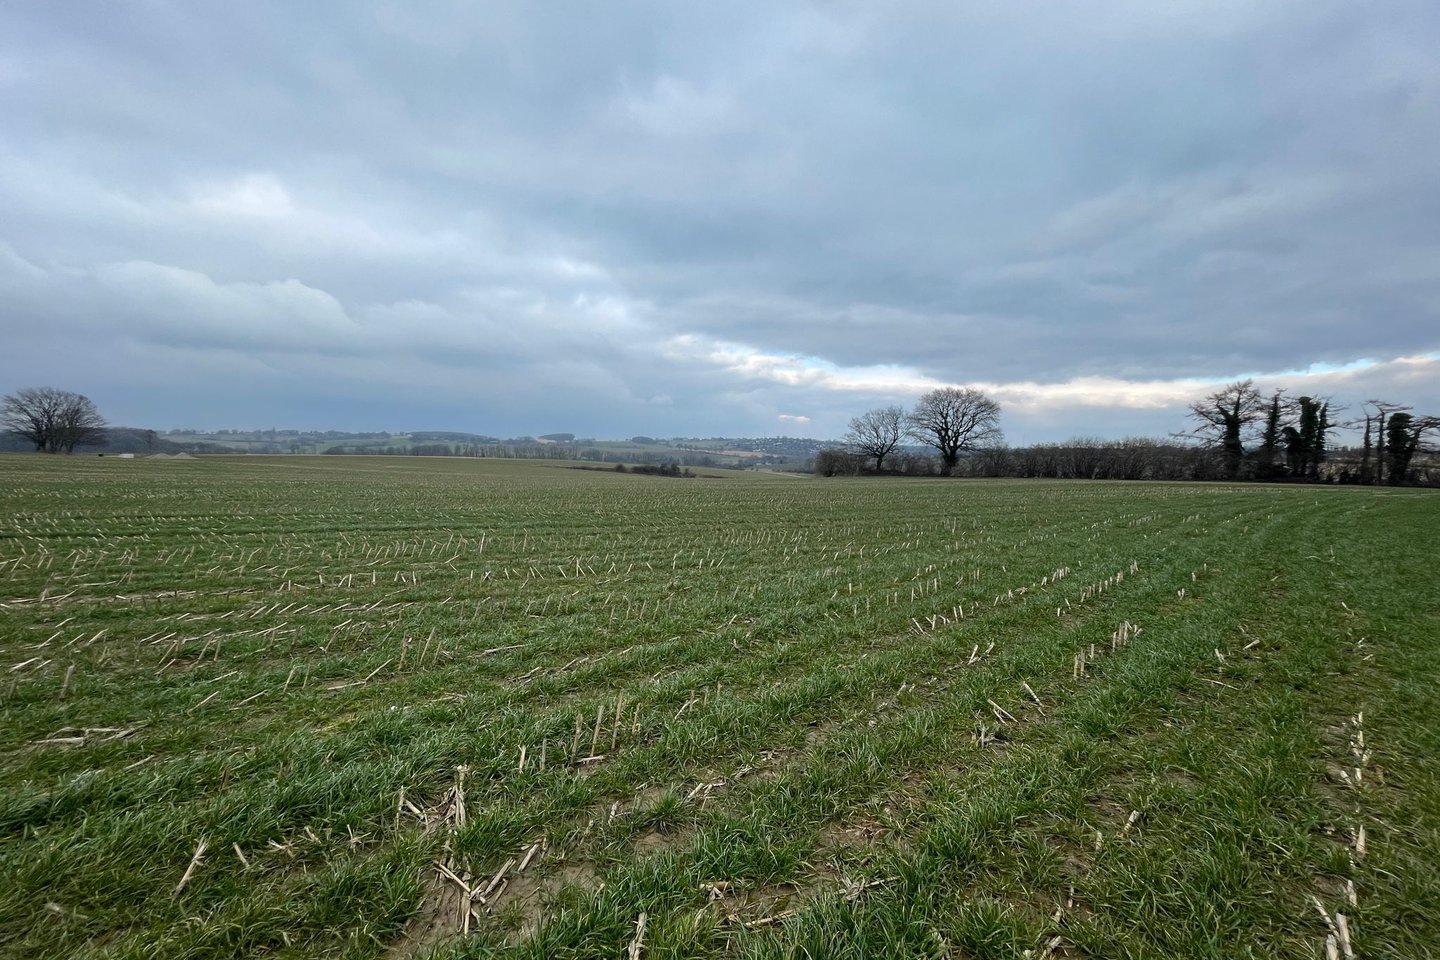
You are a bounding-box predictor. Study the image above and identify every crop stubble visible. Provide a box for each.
[1,455,1436,959]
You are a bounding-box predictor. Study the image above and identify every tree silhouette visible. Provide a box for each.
[845,406,904,471]
[2,387,107,453]
[905,388,1002,475]
[1186,380,1263,479]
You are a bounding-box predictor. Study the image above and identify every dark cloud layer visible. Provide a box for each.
[2,2,1437,441]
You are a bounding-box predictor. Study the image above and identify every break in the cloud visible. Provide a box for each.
[1,1,1437,443]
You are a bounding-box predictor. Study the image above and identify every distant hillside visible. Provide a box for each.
[4,427,841,468]
[0,427,223,455]
[673,436,832,460]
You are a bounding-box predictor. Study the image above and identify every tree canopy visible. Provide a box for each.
[1,387,108,453]
[1185,380,1264,478]
[905,387,1003,475]
[844,405,904,471]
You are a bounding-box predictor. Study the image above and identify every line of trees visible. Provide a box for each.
[1,387,108,453]
[1355,401,1439,486]
[839,387,1002,475]
[1182,380,1439,484]
[823,379,1437,485]
[7,380,1434,485]
[1182,380,1334,480]
[818,433,1231,481]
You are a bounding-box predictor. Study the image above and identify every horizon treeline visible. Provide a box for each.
[4,381,1438,485]
[814,436,1439,485]
[820,380,1439,486]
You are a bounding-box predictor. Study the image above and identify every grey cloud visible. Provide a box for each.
[2,1,1438,442]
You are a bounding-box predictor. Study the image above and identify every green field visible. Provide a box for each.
[2,456,1436,959]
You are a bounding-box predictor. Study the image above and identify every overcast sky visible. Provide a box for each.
[2,2,1437,442]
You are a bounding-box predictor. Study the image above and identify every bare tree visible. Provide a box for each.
[2,387,59,451]
[813,448,864,477]
[1185,380,1264,478]
[845,405,904,471]
[1,387,107,453]
[905,387,1002,474]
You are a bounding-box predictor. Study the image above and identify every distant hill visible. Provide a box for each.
[673,436,832,460]
[0,427,221,455]
[4,427,840,469]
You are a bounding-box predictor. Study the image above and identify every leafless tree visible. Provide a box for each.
[845,405,904,471]
[1,387,107,453]
[905,387,1002,474]
[1185,380,1264,478]
[813,448,864,477]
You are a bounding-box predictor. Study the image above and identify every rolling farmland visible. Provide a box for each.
[1,456,1436,959]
